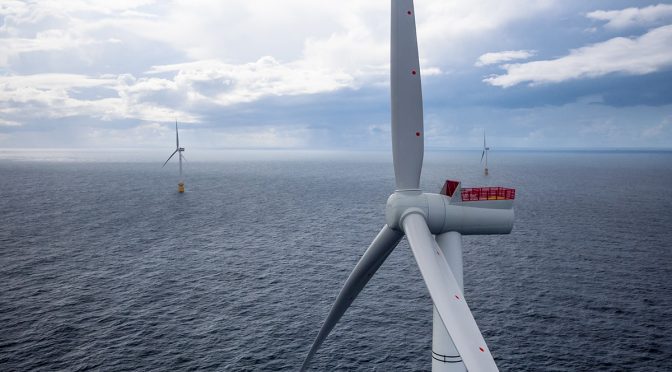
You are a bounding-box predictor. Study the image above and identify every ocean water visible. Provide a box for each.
[1,150,671,371]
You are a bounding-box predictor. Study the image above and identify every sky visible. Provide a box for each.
[1,0,671,151]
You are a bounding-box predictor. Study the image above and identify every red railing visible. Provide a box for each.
[461,187,516,201]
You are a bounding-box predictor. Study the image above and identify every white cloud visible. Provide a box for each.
[475,50,536,67]
[0,0,554,112]
[484,25,672,87]
[0,118,21,126]
[419,1,555,38]
[149,57,355,106]
[0,31,95,67]
[3,0,670,150]
[0,0,554,78]
[89,0,556,66]
[0,73,198,123]
[0,1,157,64]
[587,4,672,29]
[641,122,665,138]
[641,115,670,139]
[0,55,354,127]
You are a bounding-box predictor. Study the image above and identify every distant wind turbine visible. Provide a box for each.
[162,121,186,193]
[481,131,490,176]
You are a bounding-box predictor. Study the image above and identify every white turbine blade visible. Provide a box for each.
[300,225,404,371]
[175,121,179,148]
[391,0,423,190]
[402,213,499,372]
[162,149,178,168]
[481,150,485,163]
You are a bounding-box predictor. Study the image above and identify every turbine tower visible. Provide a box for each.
[300,1,516,371]
[162,121,186,193]
[481,131,490,176]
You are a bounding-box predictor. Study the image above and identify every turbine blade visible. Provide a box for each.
[391,0,423,190]
[162,149,178,168]
[481,150,485,163]
[300,225,404,371]
[402,213,498,372]
[175,121,179,148]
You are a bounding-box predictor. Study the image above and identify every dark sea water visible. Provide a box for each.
[1,150,671,371]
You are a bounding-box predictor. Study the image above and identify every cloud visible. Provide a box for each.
[641,122,665,138]
[1,0,671,150]
[484,25,672,87]
[0,0,550,104]
[0,1,156,67]
[85,121,310,149]
[0,55,356,128]
[587,4,672,29]
[0,118,21,127]
[148,57,355,106]
[0,73,198,123]
[641,115,671,139]
[0,31,93,67]
[475,50,536,67]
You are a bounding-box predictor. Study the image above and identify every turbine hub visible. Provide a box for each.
[385,191,434,231]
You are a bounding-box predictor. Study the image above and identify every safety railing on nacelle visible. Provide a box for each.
[461,187,516,201]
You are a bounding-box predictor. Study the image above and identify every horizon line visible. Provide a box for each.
[1,147,671,152]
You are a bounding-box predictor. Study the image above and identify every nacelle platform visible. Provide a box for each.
[441,180,515,209]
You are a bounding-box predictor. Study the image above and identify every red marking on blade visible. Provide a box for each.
[411,69,417,75]
[415,131,420,137]
[479,347,485,352]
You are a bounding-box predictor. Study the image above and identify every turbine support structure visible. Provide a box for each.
[178,145,185,193]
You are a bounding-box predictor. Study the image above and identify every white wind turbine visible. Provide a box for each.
[300,1,516,371]
[162,121,186,193]
[482,131,490,176]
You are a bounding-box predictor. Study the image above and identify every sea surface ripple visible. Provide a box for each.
[1,151,671,371]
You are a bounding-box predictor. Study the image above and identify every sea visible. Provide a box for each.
[1,149,671,371]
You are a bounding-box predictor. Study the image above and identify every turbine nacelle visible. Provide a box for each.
[385,190,514,235]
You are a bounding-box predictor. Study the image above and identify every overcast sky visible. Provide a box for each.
[1,0,671,150]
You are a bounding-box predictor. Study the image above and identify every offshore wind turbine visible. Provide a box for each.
[162,121,186,193]
[300,1,516,371]
[481,131,490,176]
